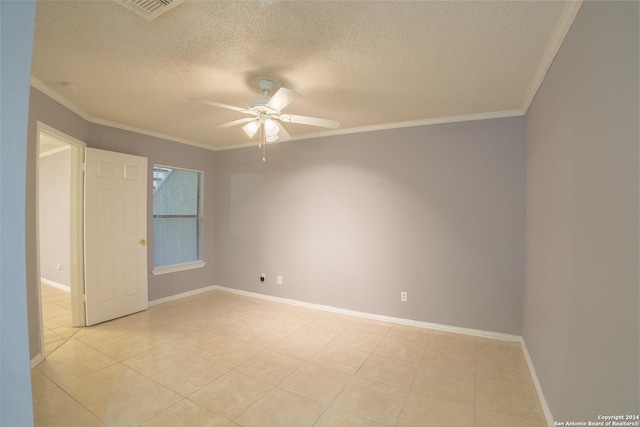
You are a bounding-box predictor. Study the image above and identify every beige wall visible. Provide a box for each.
[523,1,639,420]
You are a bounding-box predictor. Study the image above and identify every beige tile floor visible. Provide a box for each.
[33,285,547,426]
[39,283,82,357]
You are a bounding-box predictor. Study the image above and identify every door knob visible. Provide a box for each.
[140,239,147,246]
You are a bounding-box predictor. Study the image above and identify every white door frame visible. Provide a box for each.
[35,122,86,359]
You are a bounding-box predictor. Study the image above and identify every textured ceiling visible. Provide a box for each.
[31,1,580,150]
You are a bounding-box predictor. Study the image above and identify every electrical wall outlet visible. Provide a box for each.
[260,273,265,282]
[401,291,408,302]
[277,275,283,285]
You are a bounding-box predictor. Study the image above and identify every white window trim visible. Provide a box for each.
[152,260,207,276]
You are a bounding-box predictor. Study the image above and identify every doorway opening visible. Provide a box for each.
[36,122,86,358]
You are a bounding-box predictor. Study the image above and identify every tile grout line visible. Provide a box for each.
[43,327,193,426]
[233,317,337,425]
[391,334,430,427]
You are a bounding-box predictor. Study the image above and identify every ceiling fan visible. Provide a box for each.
[193,79,340,146]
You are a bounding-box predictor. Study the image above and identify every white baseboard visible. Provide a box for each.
[40,278,70,292]
[521,339,554,427]
[149,283,523,343]
[148,285,217,306]
[30,353,44,369]
[148,283,520,342]
[213,285,521,342]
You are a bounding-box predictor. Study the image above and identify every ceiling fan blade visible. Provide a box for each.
[266,87,299,112]
[276,122,291,141]
[216,118,255,129]
[278,114,340,129]
[191,97,253,114]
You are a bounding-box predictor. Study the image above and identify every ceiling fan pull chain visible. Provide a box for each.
[259,125,266,162]
[263,126,267,162]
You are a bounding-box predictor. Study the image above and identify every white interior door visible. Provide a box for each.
[84,148,148,326]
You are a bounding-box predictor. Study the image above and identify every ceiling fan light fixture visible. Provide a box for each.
[263,118,279,137]
[242,120,260,138]
[196,79,339,159]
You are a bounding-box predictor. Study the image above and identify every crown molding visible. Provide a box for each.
[522,0,583,113]
[33,76,526,153]
[30,77,94,122]
[30,77,217,151]
[89,117,217,151]
[32,76,524,153]
[214,109,524,151]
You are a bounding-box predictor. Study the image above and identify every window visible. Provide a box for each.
[152,165,204,273]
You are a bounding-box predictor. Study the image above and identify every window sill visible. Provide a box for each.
[152,260,206,276]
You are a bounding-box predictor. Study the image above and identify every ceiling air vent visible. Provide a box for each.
[116,0,183,21]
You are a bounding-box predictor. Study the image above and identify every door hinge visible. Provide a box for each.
[83,293,87,303]
[81,162,86,173]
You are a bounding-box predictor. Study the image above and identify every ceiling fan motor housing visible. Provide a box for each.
[249,100,279,117]
[259,79,275,93]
